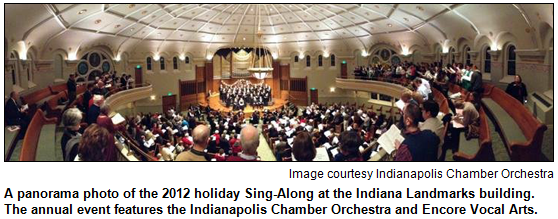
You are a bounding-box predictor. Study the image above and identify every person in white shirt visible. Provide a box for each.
[413,78,431,101]
[419,100,445,158]
[160,143,175,161]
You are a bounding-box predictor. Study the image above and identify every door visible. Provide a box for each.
[135,67,143,86]
[162,95,176,113]
[310,89,319,104]
[341,62,347,78]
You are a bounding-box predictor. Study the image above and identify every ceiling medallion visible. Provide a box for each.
[95,19,102,24]
[416,6,424,11]
[387,23,392,27]
[129,4,135,8]
[403,18,409,22]
[142,10,148,14]
[78,9,87,15]
[375,5,380,9]
[115,24,121,28]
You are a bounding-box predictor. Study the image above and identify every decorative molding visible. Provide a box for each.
[467,51,479,60]
[515,49,546,63]
[488,50,500,61]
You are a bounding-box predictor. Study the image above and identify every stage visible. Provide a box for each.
[208,93,287,115]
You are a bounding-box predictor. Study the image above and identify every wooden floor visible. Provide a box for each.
[208,94,287,116]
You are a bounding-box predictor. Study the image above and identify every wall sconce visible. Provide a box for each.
[150,95,156,100]
[330,87,336,92]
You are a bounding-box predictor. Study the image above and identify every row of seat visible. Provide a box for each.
[446,85,493,161]
[15,83,113,161]
[480,84,547,161]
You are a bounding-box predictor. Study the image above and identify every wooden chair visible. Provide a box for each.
[45,90,68,119]
[20,109,58,161]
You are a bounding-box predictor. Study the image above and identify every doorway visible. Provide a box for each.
[135,67,143,86]
[162,95,177,113]
[310,89,319,104]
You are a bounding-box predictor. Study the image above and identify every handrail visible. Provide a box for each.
[117,130,158,161]
[105,84,153,112]
[335,77,410,98]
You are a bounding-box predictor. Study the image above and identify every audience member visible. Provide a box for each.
[175,125,211,161]
[61,107,82,161]
[506,75,528,104]
[87,95,104,125]
[227,125,259,161]
[292,132,316,161]
[76,124,112,161]
[394,103,439,161]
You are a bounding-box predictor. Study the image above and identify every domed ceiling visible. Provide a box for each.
[5,4,553,59]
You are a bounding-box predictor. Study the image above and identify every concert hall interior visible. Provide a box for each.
[3,4,554,162]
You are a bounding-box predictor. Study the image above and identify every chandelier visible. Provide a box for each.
[248,5,273,80]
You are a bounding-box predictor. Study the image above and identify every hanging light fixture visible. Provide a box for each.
[248,5,274,80]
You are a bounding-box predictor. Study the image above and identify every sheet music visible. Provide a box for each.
[313,147,330,161]
[395,99,405,111]
[449,92,462,99]
[376,125,404,154]
[111,113,126,125]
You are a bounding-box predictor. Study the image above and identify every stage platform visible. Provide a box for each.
[208,94,287,116]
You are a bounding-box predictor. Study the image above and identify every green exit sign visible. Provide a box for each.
[342,60,347,64]
[310,88,317,91]
[168,92,173,96]
[136,65,141,69]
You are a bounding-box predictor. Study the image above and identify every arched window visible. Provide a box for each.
[507,45,516,75]
[318,55,323,67]
[11,69,16,85]
[10,52,19,85]
[464,47,471,66]
[484,47,491,73]
[330,54,336,66]
[450,47,456,64]
[294,56,299,63]
[146,57,152,71]
[160,57,165,70]
[173,57,178,70]
[27,54,34,82]
[306,55,311,67]
[185,56,190,64]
